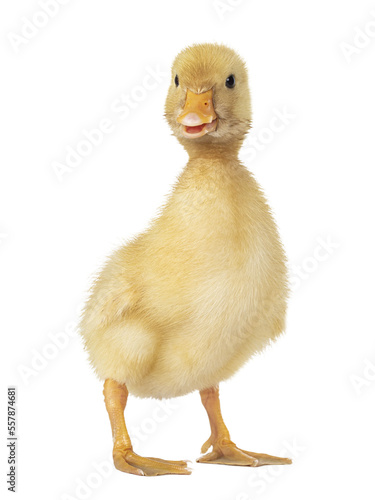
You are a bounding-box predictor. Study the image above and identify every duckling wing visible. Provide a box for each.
[79,246,160,384]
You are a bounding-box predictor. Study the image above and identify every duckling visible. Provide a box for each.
[80,43,291,476]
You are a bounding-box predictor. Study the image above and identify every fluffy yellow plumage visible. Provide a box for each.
[79,44,290,476]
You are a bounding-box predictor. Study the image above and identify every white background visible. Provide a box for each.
[1,0,375,499]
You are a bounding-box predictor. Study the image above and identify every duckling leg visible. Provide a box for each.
[103,379,191,476]
[197,386,292,467]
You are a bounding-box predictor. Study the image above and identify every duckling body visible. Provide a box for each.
[82,156,286,399]
[80,43,290,476]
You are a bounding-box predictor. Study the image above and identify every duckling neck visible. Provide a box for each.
[183,139,242,161]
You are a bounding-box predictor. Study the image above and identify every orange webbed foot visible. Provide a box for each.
[197,438,292,467]
[114,448,192,476]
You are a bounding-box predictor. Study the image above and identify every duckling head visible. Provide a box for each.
[165,43,251,155]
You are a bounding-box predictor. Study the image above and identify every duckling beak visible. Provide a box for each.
[177,89,217,138]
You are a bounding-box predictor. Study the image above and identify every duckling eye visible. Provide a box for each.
[174,74,179,87]
[225,74,235,88]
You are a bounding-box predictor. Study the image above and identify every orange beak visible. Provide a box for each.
[177,89,217,138]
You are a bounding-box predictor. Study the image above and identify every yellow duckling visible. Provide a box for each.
[80,43,291,476]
